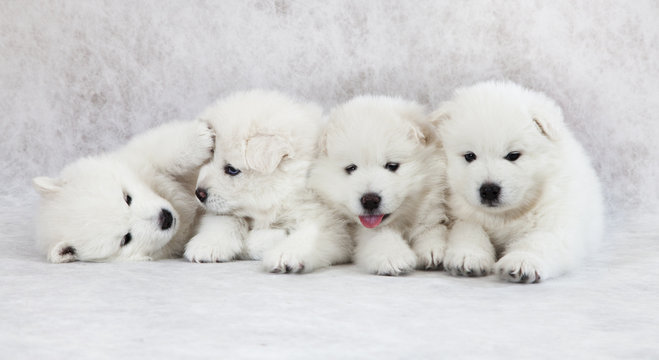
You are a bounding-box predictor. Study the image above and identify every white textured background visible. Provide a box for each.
[1,1,658,359]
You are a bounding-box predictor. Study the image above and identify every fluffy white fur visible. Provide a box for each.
[309,96,449,276]
[432,81,604,283]
[185,90,353,273]
[33,121,214,262]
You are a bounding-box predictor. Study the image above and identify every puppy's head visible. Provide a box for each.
[432,81,565,215]
[33,158,178,263]
[309,96,437,229]
[195,90,320,218]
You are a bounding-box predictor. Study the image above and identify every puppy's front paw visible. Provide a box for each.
[495,252,544,284]
[184,231,242,263]
[359,242,417,276]
[190,120,216,164]
[413,238,446,270]
[443,247,494,277]
[262,247,307,274]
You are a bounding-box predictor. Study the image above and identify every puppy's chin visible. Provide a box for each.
[205,206,233,216]
[202,202,233,215]
[478,202,508,213]
[470,197,531,219]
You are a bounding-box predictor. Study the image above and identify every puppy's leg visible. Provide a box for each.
[184,214,247,263]
[243,228,288,260]
[122,120,215,176]
[354,227,417,276]
[262,220,352,274]
[443,220,496,277]
[495,231,575,283]
[411,224,449,270]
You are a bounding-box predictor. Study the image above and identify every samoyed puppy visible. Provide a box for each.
[185,90,352,273]
[431,81,604,283]
[309,96,450,276]
[33,121,214,262]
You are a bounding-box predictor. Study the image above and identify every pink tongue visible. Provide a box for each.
[359,214,385,229]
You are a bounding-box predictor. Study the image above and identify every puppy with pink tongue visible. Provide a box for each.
[309,96,450,275]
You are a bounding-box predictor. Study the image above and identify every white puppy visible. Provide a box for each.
[33,121,214,262]
[185,90,352,273]
[309,96,449,276]
[432,81,604,283]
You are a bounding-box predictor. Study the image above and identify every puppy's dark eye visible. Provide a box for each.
[345,164,357,175]
[224,164,241,176]
[464,152,477,163]
[124,193,132,206]
[121,233,132,247]
[384,162,399,172]
[504,152,521,162]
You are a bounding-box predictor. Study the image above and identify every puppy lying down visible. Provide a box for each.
[33,120,214,262]
[309,96,450,276]
[432,81,604,283]
[185,90,353,273]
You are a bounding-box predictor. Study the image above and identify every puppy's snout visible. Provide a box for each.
[159,209,173,230]
[479,183,501,205]
[360,193,381,211]
[195,188,208,203]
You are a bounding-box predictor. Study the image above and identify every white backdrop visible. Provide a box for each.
[1,1,658,358]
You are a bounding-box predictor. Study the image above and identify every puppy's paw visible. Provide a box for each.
[495,252,544,284]
[359,242,417,276]
[184,232,242,263]
[262,247,307,274]
[188,120,216,165]
[443,247,494,277]
[413,239,446,270]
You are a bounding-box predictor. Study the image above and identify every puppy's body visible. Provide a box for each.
[185,90,352,272]
[33,121,213,262]
[434,81,603,282]
[310,96,449,275]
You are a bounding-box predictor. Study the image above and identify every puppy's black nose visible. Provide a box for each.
[480,183,501,204]
[195,188,208,203]
[159,209,173,230]
[360,193,381,211]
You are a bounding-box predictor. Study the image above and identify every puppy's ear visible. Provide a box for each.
[317,127,329,156]
[407,121,437,145]
[48,242,78,263]
[244,135,293,173]
[32,177,63,196]
[428,103,451,129]
[402,103,436,145]
[528,93,565,141]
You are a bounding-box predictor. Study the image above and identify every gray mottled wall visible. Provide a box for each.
[1,0,658,219]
